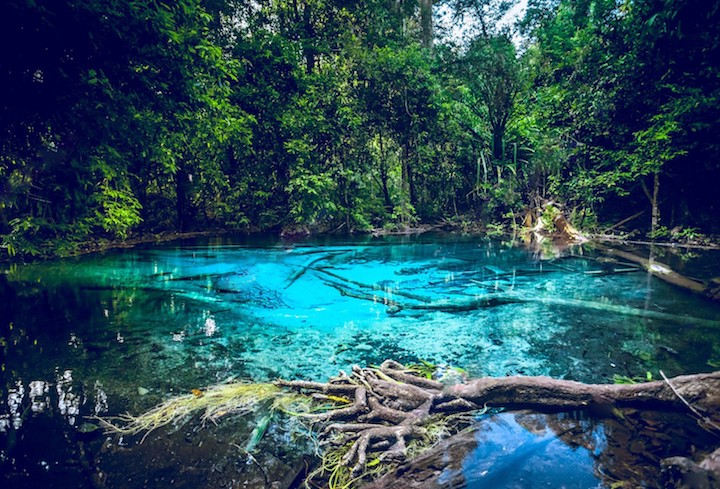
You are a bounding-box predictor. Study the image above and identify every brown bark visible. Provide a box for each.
[378,133,392,211]
[280,362,720,480]
[553,212,586,243]
[443,371,720,414]
[651,171,660,235]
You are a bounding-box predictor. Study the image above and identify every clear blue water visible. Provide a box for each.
[1,233,719,488]
[448,412,603,489]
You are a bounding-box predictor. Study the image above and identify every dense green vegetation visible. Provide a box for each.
[1,0,718,257]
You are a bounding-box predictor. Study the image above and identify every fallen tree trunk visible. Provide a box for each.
[314,268,433,303]
[593,234,720,250]
[109,362,720,489]
[279,362,720,482]
[594,243,720,301]
[323,279,720,327]
[602,210,646,234]
[444,370,720,414]
[285,251,349,288]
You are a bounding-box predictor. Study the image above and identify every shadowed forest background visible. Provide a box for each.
[1,0,719,256]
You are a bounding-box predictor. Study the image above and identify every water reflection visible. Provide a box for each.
[3,235,720,402]
[456,413,603,489]
[5,381,24,431]
[0,373,109,434]
[56,369,80,426]
[374,409,718,489]
[29,380,50,413]
[94,380,108,415]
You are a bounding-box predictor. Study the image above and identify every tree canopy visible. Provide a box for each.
[1,0,718,256]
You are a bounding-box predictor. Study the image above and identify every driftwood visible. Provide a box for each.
[602,210,646,233]
[279,361,720,483]
[113,361,720,488]
[595,243,720,302]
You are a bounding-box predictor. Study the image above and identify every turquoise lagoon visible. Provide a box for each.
[1,234,719,487]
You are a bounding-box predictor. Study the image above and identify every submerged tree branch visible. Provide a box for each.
[595,243,720,301]
[322,276,720,327]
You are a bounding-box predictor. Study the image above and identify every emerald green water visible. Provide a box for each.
[1,234,719,487]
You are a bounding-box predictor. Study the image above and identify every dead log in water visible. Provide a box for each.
[322,279,720,327]
[108,361,720,489]
[279,362,720,483]
[594,243,720,301]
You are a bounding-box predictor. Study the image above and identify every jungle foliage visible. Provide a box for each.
[1,0,718,256]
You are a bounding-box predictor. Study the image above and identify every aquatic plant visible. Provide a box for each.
[99,382,309,442]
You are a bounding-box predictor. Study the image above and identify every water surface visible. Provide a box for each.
[1,234,719,487]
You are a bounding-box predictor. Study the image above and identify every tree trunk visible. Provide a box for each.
[401,141,416,208]
[419,0,433,49]
[444,371,720,413]
[175,165,190,233]
[641,172,661,236]
[651,171,660,235]
[407,157,417,207]
[492,124,504,161]
[379,133,392,210]
[381,167,393,211]
[595,243,720,301]
[302,1,315,73]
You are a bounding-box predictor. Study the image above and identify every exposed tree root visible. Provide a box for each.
[279,362,720,484]
[104,362,720,488]
[280,361,451,478]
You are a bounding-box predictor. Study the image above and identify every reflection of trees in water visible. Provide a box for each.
[532,409,718,488]
[367,410,719,489]
[0,372,110,435]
